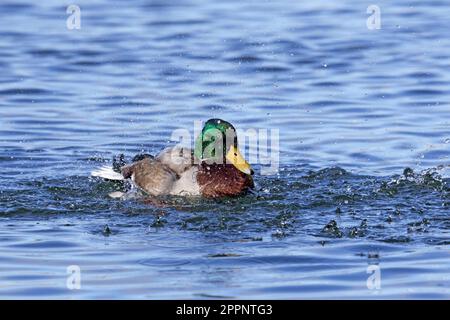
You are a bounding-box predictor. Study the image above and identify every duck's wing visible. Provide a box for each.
[155,146,197,176]
[121,157,177,196]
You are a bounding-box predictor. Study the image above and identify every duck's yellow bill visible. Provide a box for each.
[226,146,254,175]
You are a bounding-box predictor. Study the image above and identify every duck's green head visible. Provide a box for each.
[194,119,253,175]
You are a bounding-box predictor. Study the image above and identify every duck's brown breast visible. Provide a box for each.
[196,163,254,198]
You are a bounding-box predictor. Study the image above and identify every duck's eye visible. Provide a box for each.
[234,153,237,156]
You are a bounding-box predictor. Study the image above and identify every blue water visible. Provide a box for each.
[0,0,449,299]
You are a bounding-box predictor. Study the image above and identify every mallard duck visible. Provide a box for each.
[92,119,254,198]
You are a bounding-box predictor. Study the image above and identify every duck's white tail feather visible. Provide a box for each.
[91,165,124,180]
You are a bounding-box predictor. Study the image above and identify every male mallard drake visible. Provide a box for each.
[92,119,254,198]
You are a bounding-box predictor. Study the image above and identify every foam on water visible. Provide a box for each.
[0,0,449,298]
